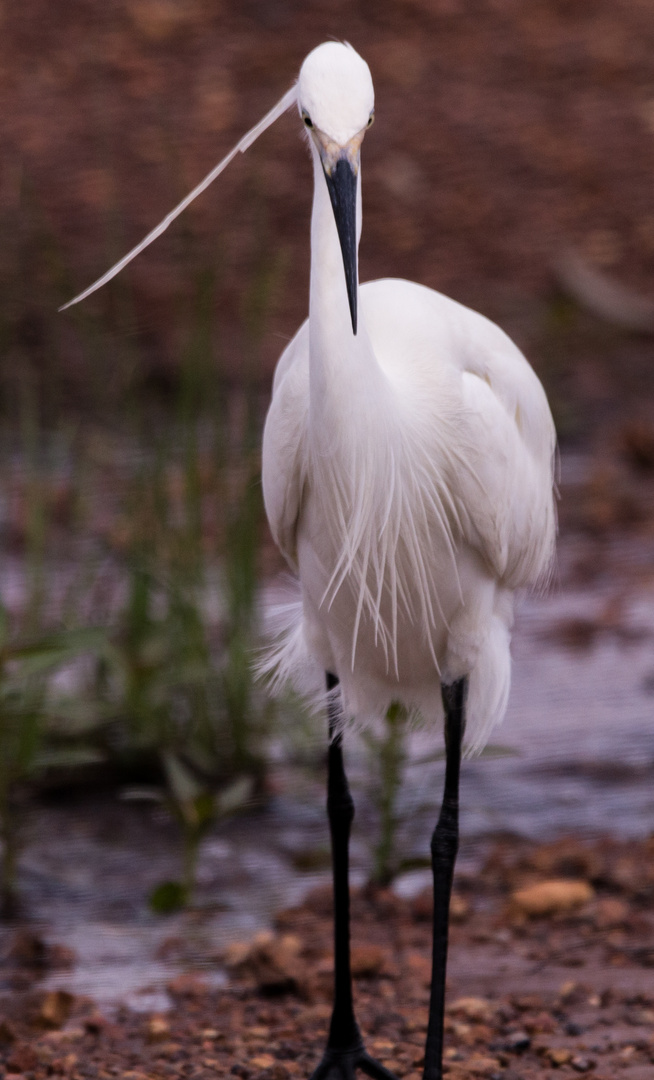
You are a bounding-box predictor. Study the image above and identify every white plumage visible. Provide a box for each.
[260,41,556,752]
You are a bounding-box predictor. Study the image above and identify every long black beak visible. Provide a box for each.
[323,157,358,335]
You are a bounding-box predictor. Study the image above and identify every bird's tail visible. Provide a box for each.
[255,575,325,711]
[463,610,512,756]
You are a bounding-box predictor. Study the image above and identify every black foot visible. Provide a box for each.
[308,1045,399,1080]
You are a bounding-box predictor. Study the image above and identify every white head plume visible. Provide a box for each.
[59,81,298,311]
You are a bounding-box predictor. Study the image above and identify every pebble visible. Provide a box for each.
[511,879,594,917]
[449,997,495,1022]
[37,991,75,1029]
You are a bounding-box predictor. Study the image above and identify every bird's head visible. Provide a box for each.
[298,43,375,335]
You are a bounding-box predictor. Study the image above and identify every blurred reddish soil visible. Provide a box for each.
[3,0,654,435]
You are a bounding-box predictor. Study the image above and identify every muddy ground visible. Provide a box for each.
[3,2,654,1078]
[1,834,654,1080]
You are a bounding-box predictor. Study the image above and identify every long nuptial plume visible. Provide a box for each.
[59,84,298,312]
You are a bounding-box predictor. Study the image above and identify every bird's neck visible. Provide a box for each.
[308,147,386,424]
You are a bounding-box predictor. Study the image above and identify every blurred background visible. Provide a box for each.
[1,0,654,1009]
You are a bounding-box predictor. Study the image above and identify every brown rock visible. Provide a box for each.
[38,990,75,1029]
[557,981,589,1005]
[166,974,209,997]
[546,1047,573,1066]
[571,1055,596,1072]
[450,893,470,923]
[350,944,388,978]
[466,1054,502,1075]
[448,997,495,1022]
[250,1054,276,1069]
[227,931,306,994]
[524,1011,556,1035]
[593,896,630,928]
[223,940,251,968]
[511,879,594,917]
[146,1015,170,1042]
[84,1014,108,1036]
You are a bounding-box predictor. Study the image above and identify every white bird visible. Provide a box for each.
[260,41,556,1080]
[60,39,556,1080]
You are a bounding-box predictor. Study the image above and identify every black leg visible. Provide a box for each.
[423,677,467,1080]
[308,673,398,1080]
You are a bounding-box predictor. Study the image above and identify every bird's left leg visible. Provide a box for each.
[308,674,398,1080]
[422,676,467,1080]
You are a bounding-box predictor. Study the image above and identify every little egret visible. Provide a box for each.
[61,39,556,1080]
[260,42,556,1080]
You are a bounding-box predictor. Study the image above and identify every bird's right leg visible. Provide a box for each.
[308,674,398,1080]
[422,676,467,1080]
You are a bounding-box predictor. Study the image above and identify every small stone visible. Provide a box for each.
[449,996,494,1022]
[223,941,251,968]
[524,1011,556,1035]
[147,1015,170,1041]
[593,897,629,928]
[245,1026,270,1040]
[251,1054,276,1069]
[504,1031,531,1052]
[511,880,594,917]
[370,1039,395,1054]
[304,1003,332,1022]
[449,893,470,922]
[565,1022,584,1036]
[571,1056,595,1072]
[558,980,582,1002]
[546,1047,573,1066]
[166,974,208,996]
[466,1054,502,1075]
[84,1013,108,1035]
[38,990,75,1029]
[351,944,388,977]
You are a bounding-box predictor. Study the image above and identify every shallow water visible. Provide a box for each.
[4,477,654,1010]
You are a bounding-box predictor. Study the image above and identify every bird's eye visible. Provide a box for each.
[367,112,375,127]
[303,113,314,129]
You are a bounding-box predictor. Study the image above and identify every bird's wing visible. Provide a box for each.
[361,279,556,590]
[440,301,557,588]
[457,333,557,588]
[261,321,310,573]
